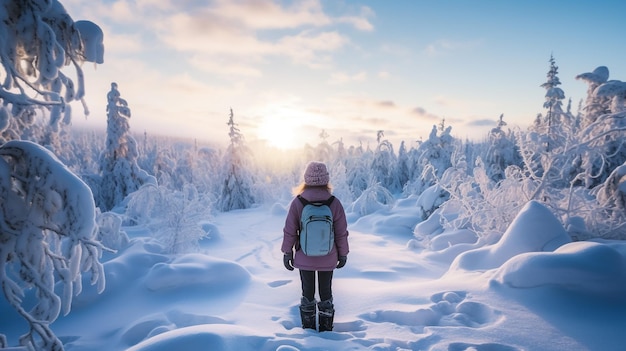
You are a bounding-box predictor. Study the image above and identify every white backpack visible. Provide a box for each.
[298,195,335,256]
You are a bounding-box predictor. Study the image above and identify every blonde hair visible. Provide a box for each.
[292,182,333,196]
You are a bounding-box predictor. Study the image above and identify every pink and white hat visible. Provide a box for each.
[304,161,329,186]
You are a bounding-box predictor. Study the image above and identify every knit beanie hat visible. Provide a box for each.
[304,161,329,186]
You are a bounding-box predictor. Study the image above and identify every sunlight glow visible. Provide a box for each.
[256,111,304,150]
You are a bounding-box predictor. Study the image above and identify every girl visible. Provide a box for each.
[281,161,349,332]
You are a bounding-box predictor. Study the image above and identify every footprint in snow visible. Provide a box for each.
[267,280,291,288]
[361,290,502,330]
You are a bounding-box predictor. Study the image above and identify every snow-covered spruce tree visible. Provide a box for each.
[485,114,520,182]
[218,108,255,211]
[0,140,105,351]
[540,55,566,152]
[99,82,155,211]
[519,58,590,190]
[0,0,103,145]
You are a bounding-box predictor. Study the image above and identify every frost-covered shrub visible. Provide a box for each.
[405,123,455,196]
[125,184,210,254]
[349,179,394,216]
[371,140,401,193]
[95,210,129,251]
[437,158,537,240]
[585,162,626,239]
[486,115,520,182]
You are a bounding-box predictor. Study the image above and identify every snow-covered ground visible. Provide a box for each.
[2,198,626,351]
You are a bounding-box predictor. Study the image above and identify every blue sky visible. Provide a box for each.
[63,0,626,149]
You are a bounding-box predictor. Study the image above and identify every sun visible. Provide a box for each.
[256,114,302,150]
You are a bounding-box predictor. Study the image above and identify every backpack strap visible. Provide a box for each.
[297,195,335,207]
[323,196,335,206]
[297,195,310,206]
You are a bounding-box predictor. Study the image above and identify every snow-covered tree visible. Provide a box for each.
[0,0,103,145]
[98,82,155,210]
[0,3,106,349]
[576,66,610,128]
[218,108,255,211]
[0,140,105,351]
[486,114,520,182]
[406,122,455,195]
[397,141,410,188]
[540,55,566,151]
[575,66,626,187]
[371,137,401,193]
[344,142,371,199]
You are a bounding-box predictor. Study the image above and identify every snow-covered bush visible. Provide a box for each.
[125,184,210,254]
[96,210,129,251]
[349,178,394,216]
[405,122,455,196]
[485,114,520,182]
[0,140,105,351]
[587,162,626,238]
[344,146,371,199]
[371,139,401,193]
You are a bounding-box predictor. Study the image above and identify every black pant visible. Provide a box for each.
[300,270,333,302]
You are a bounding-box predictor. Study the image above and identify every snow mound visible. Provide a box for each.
[270,202,287,216]
[126,324,269,351]
[493,241,626,296]
[145,254,250,292]
[450,201,571,271]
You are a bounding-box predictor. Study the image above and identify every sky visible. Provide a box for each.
[61,0,626,150]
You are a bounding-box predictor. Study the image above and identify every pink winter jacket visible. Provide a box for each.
[281,187,349,271]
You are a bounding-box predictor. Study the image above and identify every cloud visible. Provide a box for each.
[411,106,439,121]
[277,30,349,68]
[336,5,375,31]
[67,0,372,76]
[210,0,332,30]
[328,71,367,84]
[189,55,263,77]
[377,100,395,108]
[150,4,354,71]
[466,118,495,127]
[424,38,483,57]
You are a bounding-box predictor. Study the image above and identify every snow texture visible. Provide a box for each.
[4,198,626,351]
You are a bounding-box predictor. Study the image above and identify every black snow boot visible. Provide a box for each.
[317,299,335,332]
[300,296,317,330]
